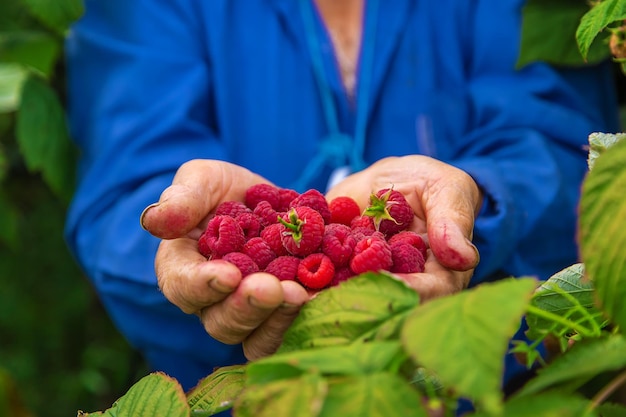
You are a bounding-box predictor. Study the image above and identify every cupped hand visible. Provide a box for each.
[326,155,483,300]
[141,159,310,360]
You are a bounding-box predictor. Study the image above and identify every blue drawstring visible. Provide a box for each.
[293,0,378,191]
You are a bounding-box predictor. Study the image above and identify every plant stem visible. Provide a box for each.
[585,369,626,415]
[525,305,595,338]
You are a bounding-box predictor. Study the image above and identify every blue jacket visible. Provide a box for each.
[64,0,619,393]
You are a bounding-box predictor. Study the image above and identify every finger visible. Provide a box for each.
[395,250,473,301]
[141,160,269,239]
[424,170,482,271]
[242,280,310,360]
[200,272,286,345]
[155,238,242,314]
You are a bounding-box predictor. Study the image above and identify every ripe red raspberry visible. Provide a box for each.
[245,183,280,210]
[198,215,245,257]
[390,242,425,274]
[277,188,300,212]
[321,223,357,268]
[350,215,375,232]
[297,253,335,289]
[253,200,282,227]
[350,235,393,275]
[222,252,259,277]
[290,189,331,224]
[215,200,251,218]
[279,206,325,257]
[388,231,428,259]
[265,256,300,281]
[260,223,289,256]
[236,212,263,239]
[242,237,277,270]
[329,196,361,226]
[364,188,414,236]
[330,266,354,287]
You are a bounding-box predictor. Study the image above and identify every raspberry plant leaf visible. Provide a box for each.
[470,392,590,417]
[16,74,77,202]
[234,371,327,417]
[278,272,419,352]
[518,0,610,68]
[247,341,406,385]
[318,373,428,417]
[587,132,626,171]
[516,335,626,397]
[401,277,537,414]
[576,0,626,60]
[525,263,606,341]
[579,135,626,331]
[93,372,189,417]
[186,365,246,416]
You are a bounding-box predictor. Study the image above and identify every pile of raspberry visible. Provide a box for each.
[197,184,427,290]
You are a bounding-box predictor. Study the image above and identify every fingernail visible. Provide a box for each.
[279,302,300,309]
[139,202,160,230]
[208,278,233,294]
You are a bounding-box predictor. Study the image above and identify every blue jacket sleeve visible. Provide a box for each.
[450,1,620,284]
[64,0,245,389]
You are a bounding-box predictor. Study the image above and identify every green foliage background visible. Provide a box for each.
[0,0,624,416]
[0,1,148,417]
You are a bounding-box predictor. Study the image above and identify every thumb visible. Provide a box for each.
[425,176,482,271]
[140,160,269,239]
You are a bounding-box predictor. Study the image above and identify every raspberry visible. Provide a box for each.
[290,189,331,224]
[260,223,289,256]
[321,223,356,268]
[388,231,428,259]
[279,206,325,257]
[245,183,280,210]
[198,215,246,257]
[329,196,361,226]
[330,266,354,287]
[222,252,259,277]
[242,237,277,270]
[236,212,263,239]
[350,235,393,275]
[297,253,335,289]
[350,215,375,232]
[277,188,300,212]
[364,188,414,236]
[265,256,301,281]
[215,200,251,218]
[390,242,425,273]
[253,200,282,227]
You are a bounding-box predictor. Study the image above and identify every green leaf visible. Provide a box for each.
[279,273,419,352]
[0,63,27,113]
[526,263,605,340]
[318,373,429,417]
[516,335,626,397]
[587,132,626,171]
[401,277,537,414]
[186,365,246,416]
[21,0,84,34]
[16,74,76,202]
[97,372,189,417]
[235,371,328,417]
[247,341,406,385]
[596,402,626,417]
[0,193,20,250]
[518,0,610,68]
[576,0,626,60]
[0,31,61,77]
[471,392,591,417]
[579,136,626,330]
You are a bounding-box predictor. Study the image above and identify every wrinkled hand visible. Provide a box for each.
[140,159,310,360]
[326,155,482,301]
